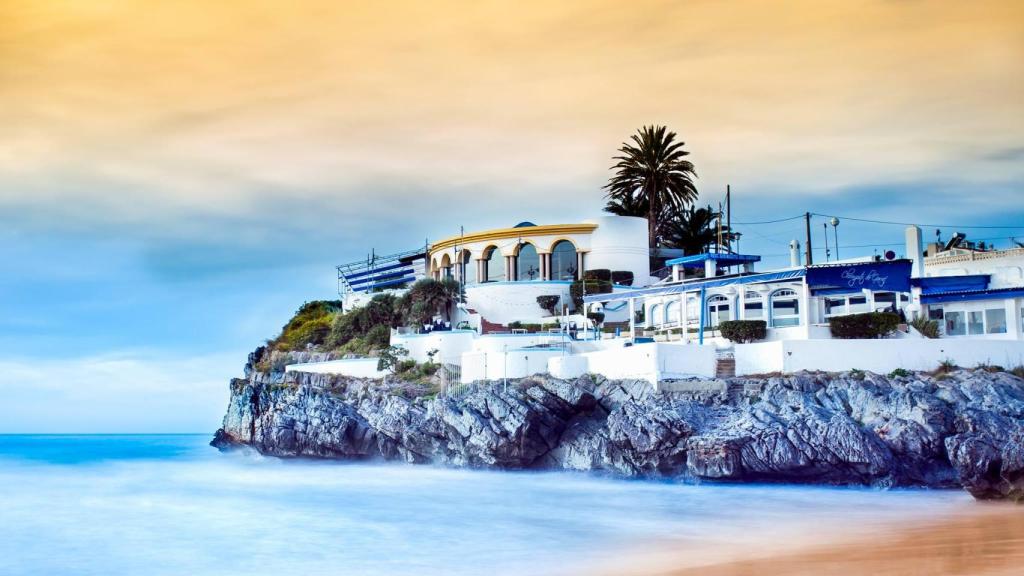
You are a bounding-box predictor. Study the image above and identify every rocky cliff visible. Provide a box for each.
[212,358,1024,501]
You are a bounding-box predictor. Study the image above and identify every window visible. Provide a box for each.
[824,296,846,317]
[666,301,680,325]
[945,311,966,336]
[968,311,984,335]
[874,292,897,312]
[461,251,475,284]
[649,304,662,327]
[440,254,453,280]
[985,308,1007,334]
[928,307,944,322]
[770,289,800,328]
[707,295,731,327]
[483,247,504,282]
[550,240,578,281]
[744,291,764,320]
[516,243,540,281]
[848,295,869,314]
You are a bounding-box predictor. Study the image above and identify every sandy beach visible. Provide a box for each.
[592,503,1023,576]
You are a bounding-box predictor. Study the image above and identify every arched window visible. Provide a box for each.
[440,254,453,280]
[550,240,578,281]
[744,291,763,320]
[666,301,680,325]
[483,246,504,282]
[516,243,540,281]
[707,294,731,327]
[649,304,662,327]
[460,250,475,284]
[770,289,800,327]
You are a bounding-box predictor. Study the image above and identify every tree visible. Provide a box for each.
[405,278,461,324]
[603,125,699,248]
[661,204,737,256]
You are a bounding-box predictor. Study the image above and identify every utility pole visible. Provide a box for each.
[726,185,731,252]
[804,212,813,266]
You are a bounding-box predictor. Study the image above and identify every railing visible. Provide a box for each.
[440,357,469,400]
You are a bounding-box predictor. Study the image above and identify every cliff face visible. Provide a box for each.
[212,361,1024,501]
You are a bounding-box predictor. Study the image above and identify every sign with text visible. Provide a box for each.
[807,260,912,294]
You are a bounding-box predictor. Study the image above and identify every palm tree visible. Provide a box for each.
[661,204,736,255]
[603,125,699,248]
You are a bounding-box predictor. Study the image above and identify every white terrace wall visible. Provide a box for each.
[548,343,717,383]
[734,339,1024,376]
[461,349,564,383]
[285,358,385,379]
[390,330,476,363]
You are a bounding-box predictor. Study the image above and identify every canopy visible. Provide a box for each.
[664,253,761,269]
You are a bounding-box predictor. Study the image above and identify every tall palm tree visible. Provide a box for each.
[603,125,699,248]
[661,204,736,256]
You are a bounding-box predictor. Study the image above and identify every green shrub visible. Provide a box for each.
[271,300,343,351]
[829,312,901,339]
[364,324,391,349]
[584,269,612,282]
[718,320,767,343]
[849,368,866,381]
[611,270,634,286]
[888,368,912,378]
[909,316,940,339]
[1009,365,1024,379]
[570,279,613,311]
[536,295,560,315]
[377,345,410,373]
[587,312,605,326]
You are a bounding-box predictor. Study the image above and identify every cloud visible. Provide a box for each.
[0,351,239,433]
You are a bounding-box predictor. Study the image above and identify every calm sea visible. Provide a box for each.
[0,435,971,576]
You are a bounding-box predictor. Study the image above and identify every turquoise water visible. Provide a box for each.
[0,435,971,576]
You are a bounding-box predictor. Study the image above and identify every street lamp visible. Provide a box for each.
[830,217,840,260]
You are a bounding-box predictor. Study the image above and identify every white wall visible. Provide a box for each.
[461,349,564,383]
[465,282,571,325]
[548,343,717,383]
[390,330,477,363]
[735,339,1024,375]
[285,358,385,378]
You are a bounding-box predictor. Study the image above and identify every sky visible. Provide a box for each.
[1,0,1022,432]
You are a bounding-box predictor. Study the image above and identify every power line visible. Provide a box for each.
[810,212,1024,230]
[730,214,805,225]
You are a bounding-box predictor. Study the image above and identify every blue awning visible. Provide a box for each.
[912,274,990,295]
[583,268,805,303]
[921,286,1024,304]
[665,253,762,269]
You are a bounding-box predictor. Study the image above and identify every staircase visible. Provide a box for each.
[715,348,736,378]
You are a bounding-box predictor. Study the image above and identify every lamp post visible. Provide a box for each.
[830,217,840,260]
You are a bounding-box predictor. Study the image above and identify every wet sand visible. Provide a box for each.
[594,504,1023,576]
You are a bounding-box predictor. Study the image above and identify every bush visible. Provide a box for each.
[587,312,605,326]
[570,279,613,311]
[272,300,343,351]
[364,324,391,349]
[536,295,560,315]
[829,312,901,339]
[377,345,410,373]
[909,316,940,339]
[583,269,612,282]
[888,368,912,379]
[611,270,634,286]
[718,320,767,343]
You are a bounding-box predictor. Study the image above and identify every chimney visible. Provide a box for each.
[905,226,924,278]
[789,240,801,268]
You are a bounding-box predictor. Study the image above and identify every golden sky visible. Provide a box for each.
[1,0,1022,230]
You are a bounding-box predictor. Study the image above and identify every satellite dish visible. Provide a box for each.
[884,250,896,260]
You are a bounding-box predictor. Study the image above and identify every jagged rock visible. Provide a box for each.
[211,367,1024,500]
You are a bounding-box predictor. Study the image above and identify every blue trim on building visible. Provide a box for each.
[665,253,761,268]
[921,287,1024,304]
[912,274,990,295]
[584,268,806,303]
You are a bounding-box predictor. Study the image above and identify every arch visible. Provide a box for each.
[516,242,541,281]
[666,300,680,325]
[706,294,731,327]
[482,245,505,282]
[649,304,663,328]
[459,249,476,284]
[549,239,579,281]
[439,253,453,280]
[769,288,800,328]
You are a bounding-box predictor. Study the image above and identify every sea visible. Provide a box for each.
[0,434,974,576]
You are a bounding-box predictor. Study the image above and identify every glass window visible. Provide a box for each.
[550,241,578,281]
[825,297,846,317]
[770,289,800,328]
[666,301,680,325]
[483,247,504,282]
[946,311,966,336]
[928,307,944,321]
[985,308,1007,334]
[968,311,984,335]
[649,304,662,327]
[461,251,475,284]
[874,292,897,312]
[744,291,763,320]
[516,243,540,281]
[707,295,730,327]
[848,295,869,314]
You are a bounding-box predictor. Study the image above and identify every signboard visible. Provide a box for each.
[807,260,912,295]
